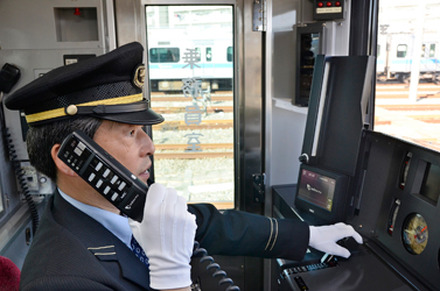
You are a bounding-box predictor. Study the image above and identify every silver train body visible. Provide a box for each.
[147,32,233,92]
[377,33,440,83]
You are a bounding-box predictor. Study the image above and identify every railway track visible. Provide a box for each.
[375,82,440,149]
[152,92,234,159]
[153,119,233,130]
[376,84,440,99]
[152,83,440,160]
[156,143,233,150]
[377,104,440,111]
[155,151,234,159]
[154,143,233,159]
[151,93,232,102]
[152,106,233,114]
[376,82,440,122]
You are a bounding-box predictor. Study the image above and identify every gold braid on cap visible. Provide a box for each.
[25,93,143,124]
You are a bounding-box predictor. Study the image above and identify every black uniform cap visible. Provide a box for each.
[4,42,164,126]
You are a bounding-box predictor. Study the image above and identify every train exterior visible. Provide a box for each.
[377,33,440,83]
[147,31,233,92]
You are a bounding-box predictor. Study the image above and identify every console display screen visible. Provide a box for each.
[298,168,335,211]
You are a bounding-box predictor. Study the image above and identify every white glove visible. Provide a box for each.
[309,222,363,258]
[129,183,197,290]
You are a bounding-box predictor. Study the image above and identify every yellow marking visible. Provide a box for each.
[25,93,143,123]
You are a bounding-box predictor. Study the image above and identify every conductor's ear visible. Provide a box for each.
[51,144,77,177]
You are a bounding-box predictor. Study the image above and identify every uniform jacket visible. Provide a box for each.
[20,191,309,290]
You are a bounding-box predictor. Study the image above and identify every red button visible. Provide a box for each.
[318,2,324,7]
[326,2,332,7]
[335,1,341,6]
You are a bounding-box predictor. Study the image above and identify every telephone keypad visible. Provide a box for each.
[58,131,148,222]
[96,179,103,188]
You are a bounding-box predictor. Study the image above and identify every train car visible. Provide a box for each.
[377,33,440,83]
[147,31,233,92]
[1,1,440,291]
[146,5,233,92]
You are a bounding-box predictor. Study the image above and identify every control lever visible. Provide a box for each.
[298,153,310,164]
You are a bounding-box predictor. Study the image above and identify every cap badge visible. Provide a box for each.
[133,65,145,88]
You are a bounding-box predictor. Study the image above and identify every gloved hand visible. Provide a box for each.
[129,183,197,290]
[308,222,363,258]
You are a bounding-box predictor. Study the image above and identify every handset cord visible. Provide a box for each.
[191,241,240,291]
[5,127,39,235]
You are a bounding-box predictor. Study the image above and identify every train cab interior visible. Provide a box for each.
[1,0,440,290]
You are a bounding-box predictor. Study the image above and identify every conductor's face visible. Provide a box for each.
[94,120,155,184]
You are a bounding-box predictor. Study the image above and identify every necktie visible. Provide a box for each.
[131,236,149,267]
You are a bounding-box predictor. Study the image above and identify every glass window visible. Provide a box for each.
[145,5,235,209]
[421,44,427,58]
[195,47,201,62]
[227,46,233,62]
[396,44,407,58]
[206,47,212,62]
[429,44,436,57]
[149,48,180,63]
[375,0,440,152]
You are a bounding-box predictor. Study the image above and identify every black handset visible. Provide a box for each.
[57,130,147,222]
